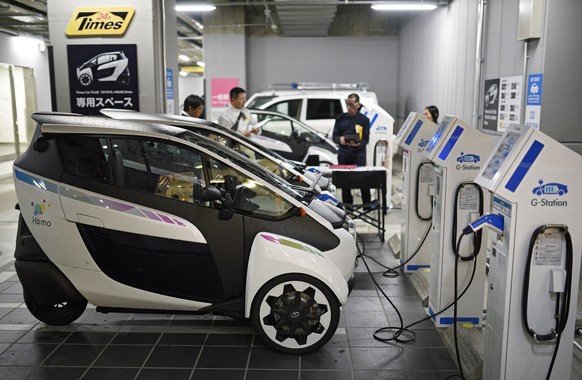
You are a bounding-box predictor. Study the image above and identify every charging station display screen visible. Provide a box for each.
[426,118,450,154]
[396,113,414,141]
[482,131,522,180]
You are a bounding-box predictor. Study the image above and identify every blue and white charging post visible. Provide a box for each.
[394,112,438,272]
[421,116,497,327]
[472,124,581,380]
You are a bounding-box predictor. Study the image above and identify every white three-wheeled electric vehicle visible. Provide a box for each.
[13,113,357,354]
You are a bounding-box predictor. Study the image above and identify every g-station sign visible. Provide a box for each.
[66,7,135,37]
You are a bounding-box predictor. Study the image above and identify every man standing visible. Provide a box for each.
[217,87,260,137]
[332,93,371,205]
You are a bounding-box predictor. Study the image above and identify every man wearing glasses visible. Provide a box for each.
[332,93,371,206]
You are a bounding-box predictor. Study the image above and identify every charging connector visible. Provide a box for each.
[463,213,504,235]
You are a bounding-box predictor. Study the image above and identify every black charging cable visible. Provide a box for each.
[359,237,478,346]
[363,221,432,278]
[364,162,435,277]
[415,161,434,221]
[452,182,483,261]
[522,225,573,380]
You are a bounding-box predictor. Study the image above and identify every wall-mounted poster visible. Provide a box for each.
[525,73,543,130]
[482,75,523,132]
[210,78,239,121]
[482,78,500,132]
[498,75,522,132]
[67,44,139,115]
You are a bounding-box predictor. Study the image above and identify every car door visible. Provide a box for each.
[57,135,246,304]
[303,97,344,137]
[256,113,305,161]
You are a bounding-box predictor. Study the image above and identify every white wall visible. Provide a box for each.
[536,0,582,153]
[246,36,399,115]
[0,33,51,112]
[398,0,582,154]
[398,0,478,128]
[178,75,205,112]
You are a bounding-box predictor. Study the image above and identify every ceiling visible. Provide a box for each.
[0,0,443,75]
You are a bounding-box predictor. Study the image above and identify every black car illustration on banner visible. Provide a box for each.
[76,51,130,86]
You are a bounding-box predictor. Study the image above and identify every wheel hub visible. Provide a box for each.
[263,284,328,345]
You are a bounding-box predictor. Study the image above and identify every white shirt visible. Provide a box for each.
[217,104,258,135]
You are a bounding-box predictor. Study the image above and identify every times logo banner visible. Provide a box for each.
[66,7,135,37]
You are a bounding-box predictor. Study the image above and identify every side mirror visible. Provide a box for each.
[200,185,222,202]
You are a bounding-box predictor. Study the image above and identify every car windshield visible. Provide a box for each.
[247,95,277,109]
[177,131,310,203]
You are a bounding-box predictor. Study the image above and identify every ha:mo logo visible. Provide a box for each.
[66,7,135,37]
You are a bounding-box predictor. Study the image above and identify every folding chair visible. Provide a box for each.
[332,170,386,242]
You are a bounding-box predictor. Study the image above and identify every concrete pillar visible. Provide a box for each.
[47,0,178,114]
[203,4,246,121]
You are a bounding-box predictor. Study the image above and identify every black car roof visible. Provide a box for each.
[99,109,291,162]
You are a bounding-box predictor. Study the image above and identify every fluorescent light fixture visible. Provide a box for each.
[179,71,188,77]
[175,4,216,12]
[372,2,437,11]
[15,35,46,51]
[179,54,190,62]
[196,61,206,67]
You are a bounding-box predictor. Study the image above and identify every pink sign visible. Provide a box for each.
[211,78,239,107]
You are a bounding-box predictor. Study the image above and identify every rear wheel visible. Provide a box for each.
[23,290,87,325]
[251,274,340,354]
[117,74,130,86]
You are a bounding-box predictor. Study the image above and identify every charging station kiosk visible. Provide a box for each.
[394,112,438,271]
[473,124,581,380]
[422,116,497,327]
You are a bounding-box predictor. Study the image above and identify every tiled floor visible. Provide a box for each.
[0,230,461,380]
[0,158,580,379]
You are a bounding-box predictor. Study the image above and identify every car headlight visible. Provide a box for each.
[343,217,357,240]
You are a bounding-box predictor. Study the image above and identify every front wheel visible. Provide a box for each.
[78,73,92,86]
[251,274,340,354]
[23,290,87,325]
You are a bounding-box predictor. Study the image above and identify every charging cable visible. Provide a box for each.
[452,182,484,261]
[522,224,573,380]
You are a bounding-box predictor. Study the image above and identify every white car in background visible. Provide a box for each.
[246,82,379,138]
[247,83,396,167]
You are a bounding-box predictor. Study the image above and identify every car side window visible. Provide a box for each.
[265,99,302,120]
[306,99,342,120]
[195,130,230,147]
[97,55,109,65]
[59,137,112,184]
[260,115,294,137]
[207,157,293,218]
[110,138,208,205]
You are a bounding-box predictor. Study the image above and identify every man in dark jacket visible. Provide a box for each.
[332,93,371,205]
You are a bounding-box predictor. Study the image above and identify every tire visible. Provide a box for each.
[535,190,543,196]
[251,273,340,354]
[118,74,130,86]
[79,73,92,86]
[23,289,87,326]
